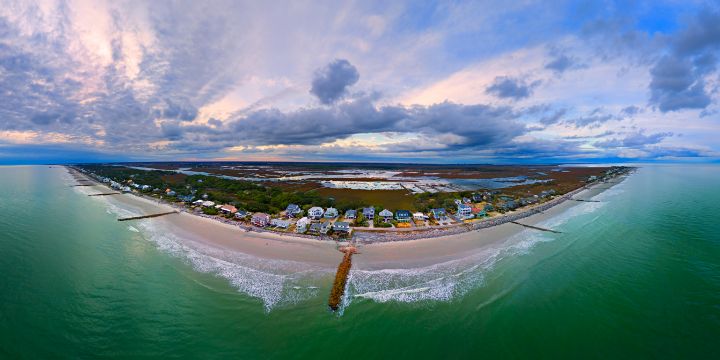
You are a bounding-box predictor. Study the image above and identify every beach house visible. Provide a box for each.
[362,207,375,220]
[285,204,302,218]
[379,209,393,223]
[431,208,446,219]
[235,210,248,219]
[296,217,309,233]
[251,213,270,227]
[308,207,324,220]
[320,222,333,234]
[457,203,472,218]
[270,218,291,229]
[395,210,411,222]
[219,204,237,214]
[308,222,323,234]
[413,212,426,221]
[324,207,339,219]
[333,221,350,234]
[345,209,357,219]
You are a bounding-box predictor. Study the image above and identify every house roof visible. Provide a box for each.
[334,221,350,229]
[220,204,237,212]
[395,210,411,217]
[379,209,393,217]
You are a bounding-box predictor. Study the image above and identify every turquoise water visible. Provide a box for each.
[0,165,719,358]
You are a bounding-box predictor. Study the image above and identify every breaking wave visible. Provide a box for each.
[132,220,330,311]
[346,182,625,306]
[77,164,626,311]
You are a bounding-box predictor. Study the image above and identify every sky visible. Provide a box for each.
[1,0,719,164]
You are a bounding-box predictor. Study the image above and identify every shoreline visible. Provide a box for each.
[65,166,629,269]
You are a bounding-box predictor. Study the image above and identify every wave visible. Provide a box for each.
[346,182,627,306]
[131,219,330,312]
[76,168,626,311]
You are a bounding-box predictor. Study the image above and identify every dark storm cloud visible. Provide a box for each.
[485,76,540,100]
[310,59,360,104]
[225,98,526,148]
[649,9,720,112]
[649,55,711,112]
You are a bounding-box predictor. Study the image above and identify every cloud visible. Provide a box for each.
[649,55,712,112]
[225,98,526,149]
[595,131,673,148]
[485,76,540,100]
[310,59,360,104]
[565,108,615,128]
[648,9,720,112]
[0,1,717,163]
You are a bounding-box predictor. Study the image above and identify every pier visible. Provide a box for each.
[328,246,357,311]
[510,221,562,234]
[88,192,121,196]
[117,211,179,222]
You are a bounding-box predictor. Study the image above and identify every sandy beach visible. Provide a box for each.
[67,166,625,270]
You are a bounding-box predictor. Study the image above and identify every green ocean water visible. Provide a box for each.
[0,165,719,359]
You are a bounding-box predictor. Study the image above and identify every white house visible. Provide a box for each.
[308,207,324,220]
[457,203,472,218]
[379,209,393,223]
[270,218,291,228]
[296,217,310,233]
[413,212,426,220]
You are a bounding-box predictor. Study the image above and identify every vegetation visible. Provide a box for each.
[202,207,219,215]
[78,165,335,214]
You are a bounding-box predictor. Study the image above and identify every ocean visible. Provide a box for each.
[0,165,718,358]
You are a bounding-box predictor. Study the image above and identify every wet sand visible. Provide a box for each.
[67,167,622,270]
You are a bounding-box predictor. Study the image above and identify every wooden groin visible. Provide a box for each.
[71,184,94,187]
[88,192,121,196]
[510,221,562,234]
[569,198,601,203]
[117,211,178,222]
[328,246,357,311]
